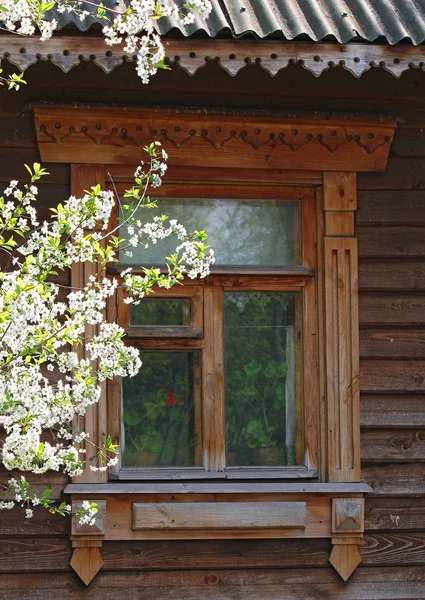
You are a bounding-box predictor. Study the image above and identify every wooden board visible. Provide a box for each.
[132,502,307,531]
[358,227,425,258]
[357,191,425,226]
[360,329,425,359]
[361,360,425,393]
[365,498,425,531]
[361,395,425,429]
[359,294,425,327]
[361,429,425,462]
[359,259,425,292]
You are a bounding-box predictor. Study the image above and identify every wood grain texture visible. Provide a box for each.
[324,237,360,482]
[357,191,425,226]
[2,567,425,600]
[132,502,307,531]
[360,533,425,566]
[362,463,425,496]
[359,294,425,327]
[358,157,425,190]
[360,329,425,359]
[361,395,425,428]
[359,259,425,292]
[365,498,425,531]
[361,360,425,393]
[358,227,425,258]
[361,429,425,462]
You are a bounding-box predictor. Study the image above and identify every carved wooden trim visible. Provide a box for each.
[331,498,364,534]
[70,540,103,586]
[74,499,107,535]
[3,36,425,79]
[323,173,361,483]
[71,164,108,484]
[33,106,396,172]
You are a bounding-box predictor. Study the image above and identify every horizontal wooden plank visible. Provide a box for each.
[0,149,69,184]
[365,498,425,531]
[65,482,371,494]
[0,534,424,574]
[359,259,425,292]
[357,191,425,226]
[360,330,425,359]
[361,360,425,393]
[390,128,425,157]
[358,157,425,190]
[0,117,37,148]
[132,502,306,531]
[362,463,425,496]
[361,429,425,462]
[359,295,425,327]
[361,395,425,428]
[0,471,68,501]
[2,567,425,599]
[0,507,69,537]
[360,533,425,566]
[358,227,425,258]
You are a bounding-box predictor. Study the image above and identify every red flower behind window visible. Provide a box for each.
[165,390,177,406]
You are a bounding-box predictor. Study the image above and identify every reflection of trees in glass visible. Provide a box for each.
[121,351,198,467]
[121,198,298,266]
[130,298,191,326]
[224,292,299,466]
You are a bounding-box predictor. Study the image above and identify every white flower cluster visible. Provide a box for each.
[0,145,213,523]
[0,0,212,85]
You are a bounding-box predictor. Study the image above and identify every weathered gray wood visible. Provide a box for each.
[361,429,425,462]
[132,502,307,531]
[365,498,425,531]
[362,463,425,496]
[117,468,318,481]
[361,395,425,428]
[64,482,372,494]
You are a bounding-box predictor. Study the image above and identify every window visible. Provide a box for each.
[34,105,396,582]
[110,183,319,479]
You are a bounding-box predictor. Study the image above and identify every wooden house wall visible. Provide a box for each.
[0,57,425,599]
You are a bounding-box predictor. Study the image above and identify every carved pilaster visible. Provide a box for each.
[323,172,360,483]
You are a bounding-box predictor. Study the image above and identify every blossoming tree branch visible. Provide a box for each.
[0,142,215,522]
[0,0,212,89]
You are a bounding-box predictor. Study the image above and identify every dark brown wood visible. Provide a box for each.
[361,360,425,393]
[357,191,425,226]
[360,329,425,359]
[358,227,425,258]
[358,158,425,190]
[359,259,425,292]
[2,567,425,599]
[359,294,425,327]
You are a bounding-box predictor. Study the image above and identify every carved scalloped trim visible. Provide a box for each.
[35,119,394,156]
[1,36,425,79]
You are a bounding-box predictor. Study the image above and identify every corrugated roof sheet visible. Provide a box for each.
[55,0,425,45]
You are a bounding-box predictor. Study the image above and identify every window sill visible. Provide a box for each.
[111,467,318,481]
[65,481,372,495]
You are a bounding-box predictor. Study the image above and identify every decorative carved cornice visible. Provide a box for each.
[34,106,397,172]
[2,36,425,79]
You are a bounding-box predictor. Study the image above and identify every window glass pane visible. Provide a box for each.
[121,198,299,266]
[224,292,301,467]
[121,351,201,467]
[130,298,191,327]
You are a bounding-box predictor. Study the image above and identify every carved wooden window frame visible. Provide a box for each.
[32,105,397,585]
